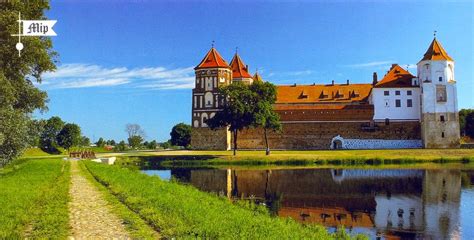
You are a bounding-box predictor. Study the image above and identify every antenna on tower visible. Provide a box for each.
[434,30,437,38]
[211,40,215,48]
[235,47,238,54]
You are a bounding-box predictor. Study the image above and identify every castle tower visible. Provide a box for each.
[191,47,232,149]
[229,53,254,84]
[253,71,263,82]
[417,37,460,148]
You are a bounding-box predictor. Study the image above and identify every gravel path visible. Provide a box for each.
[68,160,130,239]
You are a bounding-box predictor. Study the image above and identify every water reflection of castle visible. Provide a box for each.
[172,168,461,239]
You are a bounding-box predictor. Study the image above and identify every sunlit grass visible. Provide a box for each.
[84,161,365,239]
[0,158,70,238]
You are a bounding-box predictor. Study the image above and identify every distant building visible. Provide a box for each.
[191,37,460,150]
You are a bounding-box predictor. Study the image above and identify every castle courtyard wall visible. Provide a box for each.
[235,121,421,150]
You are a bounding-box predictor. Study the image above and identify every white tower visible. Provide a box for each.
[417,36,460,148]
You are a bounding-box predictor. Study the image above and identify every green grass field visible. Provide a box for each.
[83,160,364,239]
[110,149,474,168]
[0,158,70,238]
[138,149,474,160]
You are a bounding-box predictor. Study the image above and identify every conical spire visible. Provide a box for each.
[195,47,230,69]
[229,53,252,79]
[420,38,453,62]
[253,71,263,82]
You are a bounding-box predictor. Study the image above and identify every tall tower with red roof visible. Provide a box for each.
[191,47,232,149]
[417,37,460,148]
[229,53,254,84]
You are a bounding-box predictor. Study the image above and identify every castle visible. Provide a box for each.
[191,37,460,150]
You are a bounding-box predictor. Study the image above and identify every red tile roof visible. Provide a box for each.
[195,47,230,69]
[230,54,252,79]
[275,83,373,104]
[420,38,453,62]
[375,64,415,88]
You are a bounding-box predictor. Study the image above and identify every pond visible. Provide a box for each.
[139,163,474,239]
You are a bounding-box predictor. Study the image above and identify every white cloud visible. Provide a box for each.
[42,63,195,90]
[346,61,394,68]
[55,78,130,89]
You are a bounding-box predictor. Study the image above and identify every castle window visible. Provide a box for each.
[407,99,413,108]
[439,77,443,82]
[407,90,412,96]
[395,99,401,108]
[385,118,390,125]
[384,91,389,96]
[440,115,445,122]
[204,92,213,107]
[436,85,447,102]
[442,132,445,138]
[384,99,389,107]
[395,91,400,95]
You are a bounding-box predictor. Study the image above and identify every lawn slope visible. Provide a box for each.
[0,158,70,238]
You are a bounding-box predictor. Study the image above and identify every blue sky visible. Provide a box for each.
[38,0,473,142]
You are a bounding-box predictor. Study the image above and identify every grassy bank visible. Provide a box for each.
[0,158,70,238]
[110,149,474,167]
[83,161,363,239]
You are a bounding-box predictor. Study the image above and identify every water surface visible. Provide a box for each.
[141,164,474,239]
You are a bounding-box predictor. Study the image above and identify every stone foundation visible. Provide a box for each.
[421,113,460,148]
[335,138,422,149]
[191,127,230,150]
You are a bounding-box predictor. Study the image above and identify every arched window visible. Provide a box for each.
[448,64,454,81]
[204,92,213,107]
[193,120,199,127]
[201,113,208,127]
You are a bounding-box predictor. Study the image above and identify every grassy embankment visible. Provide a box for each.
[0,158,70,238]
[83,161,364,239]
[114,149,474,167]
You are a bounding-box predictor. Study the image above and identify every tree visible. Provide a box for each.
[160,141,171,149]
[125,123,145,139]
[206,82,255,156]
[170,123,192,147]
[0,2,57,166]
[39,116,65,154]
[81,136,91,146]
[250,81,282,155]
[460,109,474,136]
[57,123,82,150]
[466,112,474,138]
[147,140,158,149]
[115,140,127,152]
[128,135,143,149]
[96,137,105,147]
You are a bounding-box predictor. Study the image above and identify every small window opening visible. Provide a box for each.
[440,115,445,122]
[395,91,400,95]
[441,132,445,138]
[407,90,412,96]
[384,91,389,96]
[385,118,390,126]
[439,77,443,82]
[395,99,401,108]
